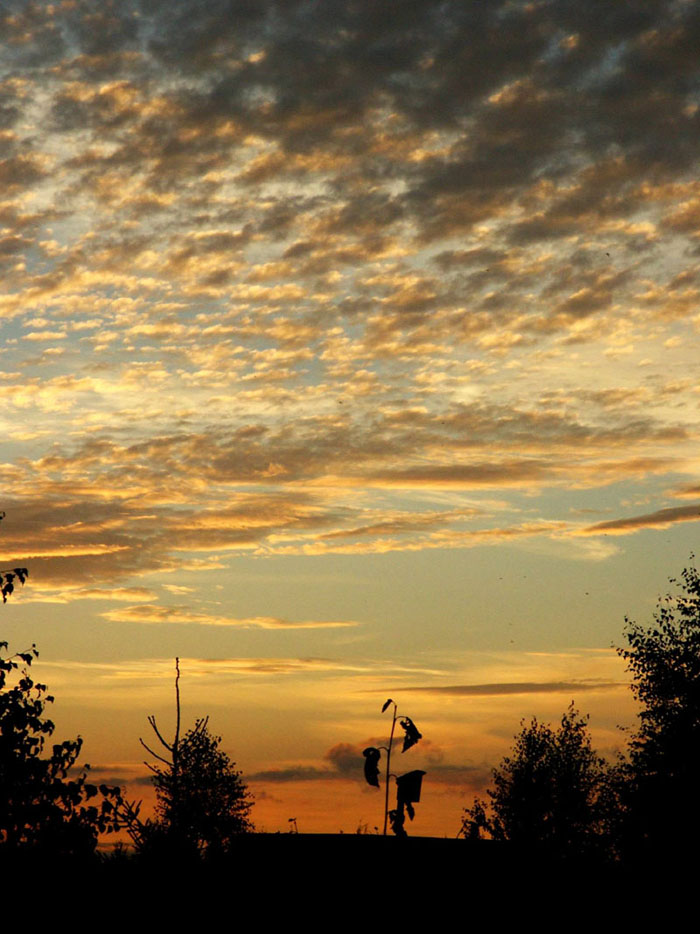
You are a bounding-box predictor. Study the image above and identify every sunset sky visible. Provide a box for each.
[1,0,700,836]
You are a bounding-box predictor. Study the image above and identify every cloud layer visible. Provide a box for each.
[1,1,699,599]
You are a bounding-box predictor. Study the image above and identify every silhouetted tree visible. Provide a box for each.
[462,704,613,855]
[0,513,120,859]
[0,644,121,858]
[124,659,254,858]
[151,717,254,853]
[617,560,700,855]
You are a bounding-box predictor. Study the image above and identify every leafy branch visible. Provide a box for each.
[0,511,29,604]
[363,698,426,836]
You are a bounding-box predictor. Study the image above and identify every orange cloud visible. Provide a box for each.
[100,604,359,629]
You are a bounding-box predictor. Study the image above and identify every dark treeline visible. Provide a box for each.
[2,546,700,886]
[462,561,700,872]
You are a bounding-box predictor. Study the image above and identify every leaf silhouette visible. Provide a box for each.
[399,716,422,752]
[396,769,425,805]
[362,746,381,787]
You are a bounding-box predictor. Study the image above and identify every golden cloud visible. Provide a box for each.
[100,604,359,629]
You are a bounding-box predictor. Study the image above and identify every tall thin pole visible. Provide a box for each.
[383,702,397,836]
[172,657,181,833]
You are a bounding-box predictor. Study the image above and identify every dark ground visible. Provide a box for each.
[3,834,689,920]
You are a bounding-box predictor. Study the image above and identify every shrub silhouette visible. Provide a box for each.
[617,560,700,855]
[462,704,613,855]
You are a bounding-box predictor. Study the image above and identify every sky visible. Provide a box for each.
[1,0,699,837]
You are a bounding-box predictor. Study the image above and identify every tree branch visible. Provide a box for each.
[146,715,173,752]
[139,737,172,766]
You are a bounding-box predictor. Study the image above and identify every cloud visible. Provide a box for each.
[0,543,129,560]
[271,520,570,557]
[670,484,700,500]
[0,393,689,580]
[319,507,482,540]
[186,657,367,675]
[17,585,157,604]
[100,604,358,629]
[37,655,377,682]
[248,738,489,790]
[248,739,384,785]
[400,680,625,697]
[248,765,337,784]
[417,762,494,789]
[583,503,700,535]
[365,461,548,489]
[323,742,365,777]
